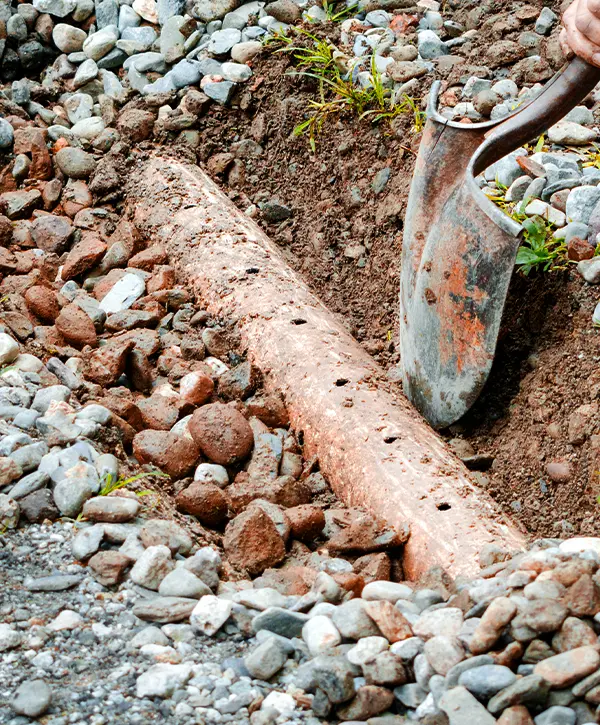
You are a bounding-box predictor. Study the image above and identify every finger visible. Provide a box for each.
[575,0,600,44]
[588,0,600,16]
[562,0,578,24]
[564,21,600,64]
[559,28,575,57]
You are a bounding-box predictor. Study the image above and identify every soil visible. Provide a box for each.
[187,0,600,541]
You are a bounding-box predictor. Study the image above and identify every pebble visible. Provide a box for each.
[191,595,233,635]
[10,679,52,718]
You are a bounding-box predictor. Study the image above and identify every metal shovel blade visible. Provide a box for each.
[400,57,600,429]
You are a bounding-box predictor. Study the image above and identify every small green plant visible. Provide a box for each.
[280,32,424,149]
[515,215,567,275]
[99,470,169,497]
[322,0,358,21]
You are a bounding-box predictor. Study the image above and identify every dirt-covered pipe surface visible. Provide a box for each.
[127,152,526,579]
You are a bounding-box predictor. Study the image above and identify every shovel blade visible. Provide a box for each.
[399,112,522,429]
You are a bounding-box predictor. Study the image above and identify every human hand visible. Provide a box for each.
[560,0,600,67]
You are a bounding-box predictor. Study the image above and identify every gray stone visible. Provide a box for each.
[135,663,193,698]
[567,186,600,225]
[183,547,221,589]
[565,105,595,126]
[445,654,494,688]
[535,6,557,35]
[24,574,83,591]
[10,442,48,473]
[158,0,186,24]
[578,257,600,284]
[33,0,77,17]
[73,58,99,87]
[394,682,428,708]
[459,664,516,700]
[331,599,381,640]
[95,0,119,27]
[487,674,550,715]
[244,638,288,680]
[204,80,236,105]
[0,623,22,651]
[484,148,527,187]
[158,568,212,598]
[417,29,448,59]
[10,679,51,718]
[310,654,356,704]
[132,597,197,623]
[439,686,495,724]
[53,477,94,517]
[534,706,576,725]
[32,385,71,413]
[72,524,105,560]
[8,470,49,500]
[252,608,309,638]
[170,59,202,88]
[208,28,241,54]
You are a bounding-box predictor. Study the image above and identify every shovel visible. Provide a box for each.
[399,57,600,430]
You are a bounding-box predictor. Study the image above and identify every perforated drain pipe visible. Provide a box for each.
[128,153,526,580]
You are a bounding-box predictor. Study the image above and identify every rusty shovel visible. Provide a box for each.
[400,57,600,429]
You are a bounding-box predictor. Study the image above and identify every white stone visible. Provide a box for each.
[261,691,296,714]
[559,537,600,556]
[0,623,22,651]
[221,61,252,82]
[548,120,598,146]
[362,581,413,602]
[135,663,193,698]
[524,200,566,227]
[194,462,229,487]
[33,0,77,17]
[413,608,464,639]
[48,610,83,631]
[132,0,158,22]
[302,615,341,656]
[130,545,174,590]
[64,92,94,124]
[99,273,146,313]
[73,58,99,88]
[0,334,19,366]
[53,23,87,52]
[83,26,119,60]
[158,568,211,599]
[234,588,287,611]
[70,117,106,141]
[190,595,232,635]
[231,40,261,64]
[347,636,389,665]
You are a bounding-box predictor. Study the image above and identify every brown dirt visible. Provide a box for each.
[187,0,600,541]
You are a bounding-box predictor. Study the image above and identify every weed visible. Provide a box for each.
[583,143,600,170]
[280,31,424,148]
[322,0,358,21]
[515,215,567,275]
[99,470,169,497]
[487,190,569,275]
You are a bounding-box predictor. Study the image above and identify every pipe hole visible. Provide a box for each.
[246,267,260,274]
[335,378,349,387]
[436,502,451,511]
[291,318,307,325]
[384,436,399,444]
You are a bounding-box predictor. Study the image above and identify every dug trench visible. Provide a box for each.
[191,22,600,542]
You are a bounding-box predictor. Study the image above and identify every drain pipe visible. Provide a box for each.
[128,153,526,580]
